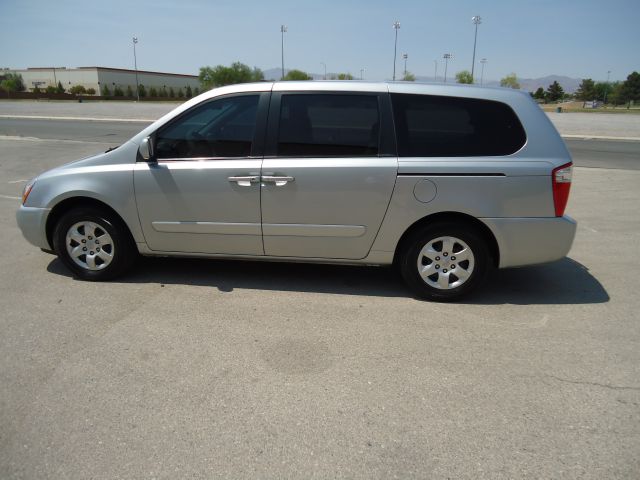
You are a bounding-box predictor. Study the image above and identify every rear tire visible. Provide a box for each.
[399,222,491,301]
[53,207,136,281]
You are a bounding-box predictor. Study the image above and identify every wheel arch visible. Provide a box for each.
[45,196,136,250]
[393,211,500,267]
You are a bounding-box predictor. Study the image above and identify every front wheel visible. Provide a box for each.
[53,207,136,281]
[399,223,492,301]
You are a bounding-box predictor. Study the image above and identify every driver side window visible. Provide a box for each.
[155,94,260,159]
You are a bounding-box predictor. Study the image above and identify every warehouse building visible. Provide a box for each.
[5,66,199,95]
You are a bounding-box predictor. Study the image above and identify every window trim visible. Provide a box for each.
[150,91,270,161]
[264,91,396,158]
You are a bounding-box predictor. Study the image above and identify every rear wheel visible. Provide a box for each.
[53,207,136,281]
[399,222,491,301]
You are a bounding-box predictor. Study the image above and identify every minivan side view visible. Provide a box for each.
[16,81,576,301]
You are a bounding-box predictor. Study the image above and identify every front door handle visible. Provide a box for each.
[261,175,295,187]
[228,175,260,187]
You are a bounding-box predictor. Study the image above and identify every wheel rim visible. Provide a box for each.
[416,236,475,290]
[65,221,114,271]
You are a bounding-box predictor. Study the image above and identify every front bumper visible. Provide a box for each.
[16,206,51,250]
[481,215,577,268]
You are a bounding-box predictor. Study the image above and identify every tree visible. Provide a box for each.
[56,81,65,94]
[593,82,611,102]
[178,88,184,98]
[399,71,415,81]
[619,71,640,104]
[169,87,175,98]
[0,73,26,93]
[575,78,596,101]
[500,73,520,89]
[283,69,312,80]
[101,85,111,96]
[186,85,193,98]
[138,84,146,98]
[194,87,200,96]
[125,85,133,97]
[546,81,564,102]
[606,81,623,105]
[69,85,87,94]
[533,87,545,100]
[149,86,158,97]
[455,70,473,84]
[86,87,96,95]
[46,85,57,94]
[160,86,168,97]
[114,86,124,96]
[199,62,264,89]
[336,73,354,80]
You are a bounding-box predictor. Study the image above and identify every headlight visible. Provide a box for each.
[22,178,37,205]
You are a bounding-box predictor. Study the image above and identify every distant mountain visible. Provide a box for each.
[262,68,582,93]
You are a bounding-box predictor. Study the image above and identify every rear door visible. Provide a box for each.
[260,91,397,259]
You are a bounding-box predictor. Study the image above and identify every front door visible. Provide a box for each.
[260,92,397,259]
[134,93,268,255]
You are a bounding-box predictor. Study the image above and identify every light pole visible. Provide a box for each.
[280,25,287,80]
[480,58,487,86]
[604,70,611,104]
[434,60,438,82]
[320,62,326,80]
[402,53,408,77]
[443,53,453,83]
[392,21,400,81]
[360,68,365,80]
[132,36,140,101]
[471,15,482,83]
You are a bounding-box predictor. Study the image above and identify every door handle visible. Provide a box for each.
[228,175,260,187]
[261,175,295,186]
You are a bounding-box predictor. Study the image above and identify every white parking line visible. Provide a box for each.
[0,194,21,200]
[8,179,27,184]
[0,114,153,123]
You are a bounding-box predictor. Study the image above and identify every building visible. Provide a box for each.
[5,66,200,95]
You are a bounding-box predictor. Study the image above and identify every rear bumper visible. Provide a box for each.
[16,206,51,250]
[482,215,577,268]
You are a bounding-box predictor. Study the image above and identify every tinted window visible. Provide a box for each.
[155,95,259,159]
[277,94,380,157]
[391,93,526,157]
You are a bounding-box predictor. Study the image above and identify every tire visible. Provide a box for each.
[52,207,137,281]
[399,222,492,301]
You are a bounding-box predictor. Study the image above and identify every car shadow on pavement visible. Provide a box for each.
[47,256,608,305]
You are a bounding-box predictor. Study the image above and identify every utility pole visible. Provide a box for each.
[471,16,482,83]
[434,60,438,81]
[280,25,287,80]
[480,58,487,86]
[443,53,453,83]
[604,70,611,104]
[403,53,408,77]
[320,62,326,80]
[132,36,140,101]
[392,21,400,80]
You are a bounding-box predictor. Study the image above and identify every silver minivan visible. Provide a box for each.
[16,81,576,300]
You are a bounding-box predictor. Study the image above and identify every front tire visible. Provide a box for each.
[399,222,491,301]
[53,207,136,281]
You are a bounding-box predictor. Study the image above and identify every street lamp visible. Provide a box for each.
[403,53,408,77]
[434,60,438,82]
[360,68,365,80]
[604,70,612,104]
[132,36,140,101]
[471,15,482,83]
[320,62,326,80]
[443,53,453,83]
[392,21,400,81]
[280,25,287,80]
[480,58,487,86]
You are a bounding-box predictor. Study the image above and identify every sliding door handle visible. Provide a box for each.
[261,175,295,186]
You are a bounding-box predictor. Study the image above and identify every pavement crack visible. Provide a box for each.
[546,374,640,391]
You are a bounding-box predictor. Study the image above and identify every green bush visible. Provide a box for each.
[194,87,200,96]
[114,86,124,96]
[126,85,134,97]
[69,85,87,94]
[178,88,184,98]
[56,81,65,94]
[138,84,146,98]
[149,87,158,97]
[32,85,41,93]
[186,85,193,98]
[86,87,96,95]
[46,85,57,94]
[101,85,111,96]
[169,87,175,98]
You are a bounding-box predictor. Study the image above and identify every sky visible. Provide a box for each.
[1,0,639,82]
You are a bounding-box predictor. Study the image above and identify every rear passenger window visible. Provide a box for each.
[391,93,526,157]
[277,94,380,157]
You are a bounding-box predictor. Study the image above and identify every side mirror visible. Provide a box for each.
[138,136,155,162]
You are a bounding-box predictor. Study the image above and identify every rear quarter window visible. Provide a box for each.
[391,93,526,157]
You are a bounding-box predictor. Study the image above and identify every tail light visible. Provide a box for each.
[552,162,572,217]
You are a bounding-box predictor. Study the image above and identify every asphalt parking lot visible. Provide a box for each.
[1,115,639,478]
